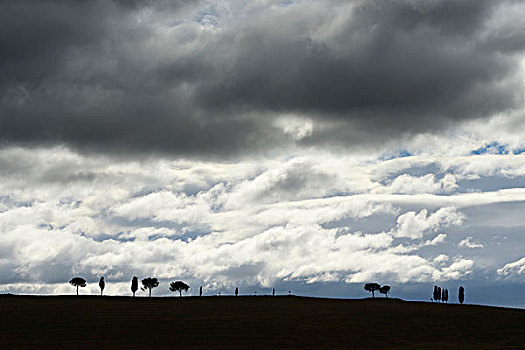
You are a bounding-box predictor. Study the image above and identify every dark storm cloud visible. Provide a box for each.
[0,0,524,155]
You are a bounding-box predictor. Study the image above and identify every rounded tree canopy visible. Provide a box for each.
[69,277,87,287]
[364,283,380,292]
[379,285,391,294]
[141,277,159,288]
[169,281,190,293]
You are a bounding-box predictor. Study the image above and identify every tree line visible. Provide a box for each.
[431,285,465,304]
[70,276,190,297]
[69,276,466,304]
[69,276,262,297]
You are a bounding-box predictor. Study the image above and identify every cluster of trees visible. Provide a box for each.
[69,276,190,298]
[432,286,449,303]
[431,285,465,304]
[363,283,390,298]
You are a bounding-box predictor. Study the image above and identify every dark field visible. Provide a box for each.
[1,295,524,349]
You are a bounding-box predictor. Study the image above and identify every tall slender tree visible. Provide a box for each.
[235,287,238,296]
[99,276,105,296]
[459,286,465,304]
[199,285,203,297]
[131,276,138,297]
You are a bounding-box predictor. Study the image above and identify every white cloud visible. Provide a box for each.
[385,173,458,194]
[440,258,474,280]
[392,207,464,239]
[498,257,525,277]
[0,144,524,297]
[458,236,484,249]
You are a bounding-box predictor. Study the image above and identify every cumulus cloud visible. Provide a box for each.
[392,207,464,239]
[498,257,525,277]
[3,146,511,294]
[458,236,484,249]
[1,0,524,156]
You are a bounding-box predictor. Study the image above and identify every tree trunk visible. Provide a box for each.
[76,285,79,296]
[149,288,151,297]
[133,291,135,297]
[179,291,182,297]
[372,291,374,298]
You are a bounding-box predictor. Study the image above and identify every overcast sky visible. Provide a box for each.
[1,0,525,307]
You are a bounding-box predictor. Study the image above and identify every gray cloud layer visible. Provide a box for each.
[1,0,524,155]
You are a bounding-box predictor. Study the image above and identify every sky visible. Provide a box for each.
[1,0,525,307]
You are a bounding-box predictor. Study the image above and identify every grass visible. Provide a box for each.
[1,295,524,349]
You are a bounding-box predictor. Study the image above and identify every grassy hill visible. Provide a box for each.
[1,295,524,349]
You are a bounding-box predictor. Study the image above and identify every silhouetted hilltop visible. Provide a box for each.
[1,295,523,349]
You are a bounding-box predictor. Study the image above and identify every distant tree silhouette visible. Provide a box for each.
[169,281,190,297]
[235,287,238,296]
[459,286,465,304]
[364,283,381,298]
[433,286,441,302]
[272,288,275,296]
[131,276,138,297]
[199,285,202,297]
[442,288,449,303]
[99,276,105,296]
[379,285,390,298]
[141,277,159,297]
[69,277,87,295]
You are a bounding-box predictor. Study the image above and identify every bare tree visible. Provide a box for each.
[169,281,190,297]
[69,277,87,296]
[364,283,381,298]
[141,277,159,297]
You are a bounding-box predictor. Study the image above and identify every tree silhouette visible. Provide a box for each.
[131,276,138,297]
[459,286,465,304]
[235,287,238,296]
[99,276,105,296]
[141,277,159,297]
[69,277,87,295]
[379,285,390,298]
[364,283,381,298]
[272,288,275,296]
[199,285,202,297]
[442,288,448,303]
[433,286,442,302]
[169,281,190,297]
